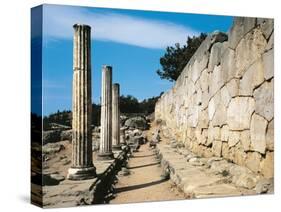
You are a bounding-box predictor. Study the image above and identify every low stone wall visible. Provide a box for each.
[155,17,274,178]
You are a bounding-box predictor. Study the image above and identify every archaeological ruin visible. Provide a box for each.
[32,16,274,208]
[155,17,274,178]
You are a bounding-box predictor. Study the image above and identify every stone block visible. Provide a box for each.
[260,152,274,178]
[266,119,274,151]
[212,140,222,157]
[245,152,261,173]
[221,125,229,142]
[250,113,267,154]
[257,18,274,39]
[227,97,255,130]
[212,103,227,127]
[253,80,274,121]
[262,49,274,80]
[239,58,264,96]
[208,42,224,72]
[220,86,231,107]
[240,130,251,151]
[226,78,239,97]
[235,28,267,78]
[221,48,236,81]
[228,17,257,49]
[228,131,240,147]
[209,65,225,97]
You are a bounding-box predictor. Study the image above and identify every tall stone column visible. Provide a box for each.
[67,24,96,180]
[98,65,114,160]
[112,83,121,150]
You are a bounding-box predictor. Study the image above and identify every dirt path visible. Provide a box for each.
[110,143,185,204]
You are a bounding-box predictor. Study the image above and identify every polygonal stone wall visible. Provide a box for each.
[155,17,274,178]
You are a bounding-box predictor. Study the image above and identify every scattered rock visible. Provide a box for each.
[43,130,61,145]
[124,116,148,130]
[43,143,65,154]
[50,173,65,182]
[43,173,64,186]
[60,129,72,141]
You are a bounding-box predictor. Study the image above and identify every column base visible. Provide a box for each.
[97,152,114,160]
[67,166,96,180]
[112,144,122,151]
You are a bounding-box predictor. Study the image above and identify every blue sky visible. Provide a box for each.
[38,4,233,116]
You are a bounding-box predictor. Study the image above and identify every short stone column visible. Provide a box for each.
[67,24,96,180]
[112,83,121,150]
[98,65,114,160]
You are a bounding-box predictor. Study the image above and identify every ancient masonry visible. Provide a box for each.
[67,24,96,180]
[112,83,121,150]
[155,17,274,178]
[98,65,115,160]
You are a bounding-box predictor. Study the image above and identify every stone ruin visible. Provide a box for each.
[155,17,274,178]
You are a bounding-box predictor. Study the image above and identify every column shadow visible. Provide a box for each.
[115,178,168,193]
[128,162,160,170]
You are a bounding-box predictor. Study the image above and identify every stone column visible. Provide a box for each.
[67,24,96,180]
[98,65,114,160]
[112,83,121,150]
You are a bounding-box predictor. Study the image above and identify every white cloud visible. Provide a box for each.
[43,5,198,49]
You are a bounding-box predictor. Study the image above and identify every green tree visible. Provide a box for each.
[157,33,207,82]
[120,95,140,114]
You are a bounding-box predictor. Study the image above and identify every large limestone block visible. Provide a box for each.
[257,18,274,40]
[262,49,274,80]
[212,103,227,127]
[222,142,235,162]
[208,98,216,121]
[208,42,224,72]
[245,151,261,173]
[234,147,247,166]
[253,80,274,121]
[198,109,209,129]
[240,130,251,151]
[221,48,236,82]
[212,140,222,157]
[239,59,264,96]
[265,33,274,51]
[228,131,240,147]
[199,68,209,92]
[226,78,239,97]
[221,125,229,142]
[266,119,274,151]
[209,65,225,97]
[207,126,220,146]
[228,17,257,49]
[227,97,255,130]
[221,86,231,107]
[187,105,199,128]
[260,152,274,178]
[250,113,267,154]
[235,28,267,78]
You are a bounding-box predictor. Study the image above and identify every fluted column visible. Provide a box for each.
[112,83,121,150]
[98,65,114,160]
[67,24,96,180]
